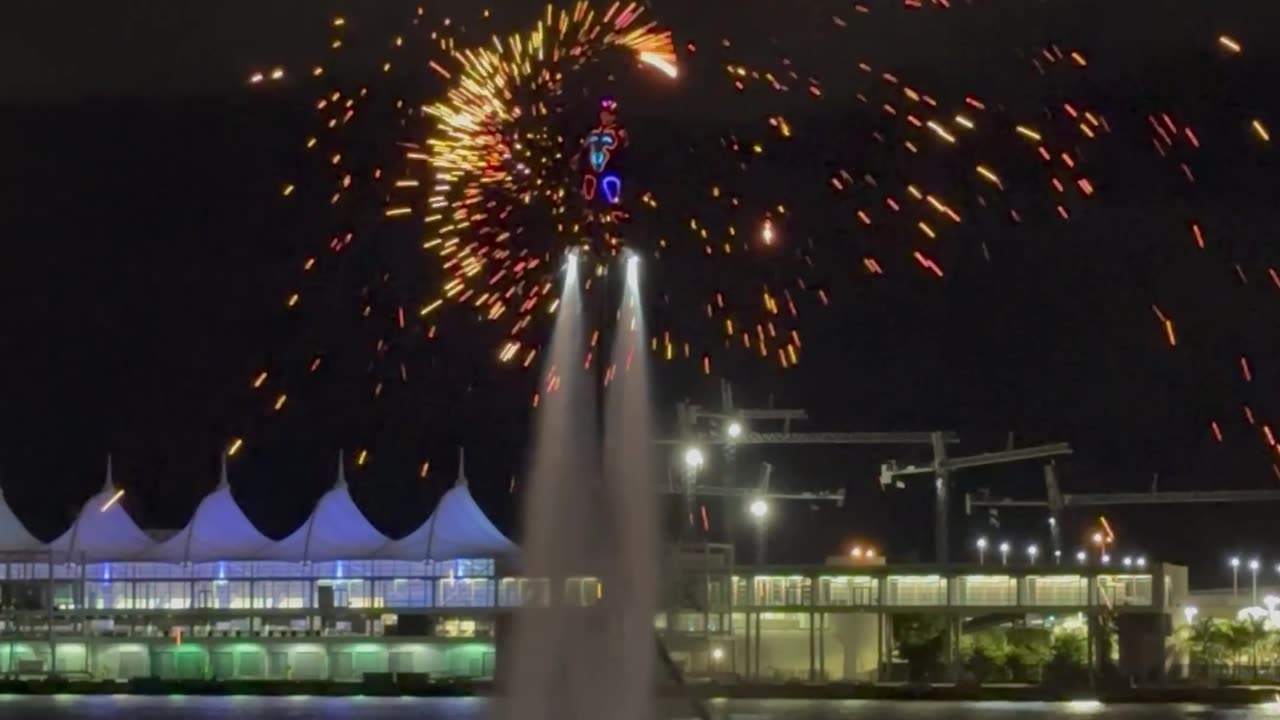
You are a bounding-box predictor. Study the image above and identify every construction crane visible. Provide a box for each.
[657,383,956,509]
[968,488,1280,510]
[879,435,1074,564]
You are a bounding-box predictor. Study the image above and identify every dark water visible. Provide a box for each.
[0,697,1276,719]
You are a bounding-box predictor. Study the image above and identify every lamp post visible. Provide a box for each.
[1076,550,1087,565]
[1250,558,1261,606]
[976,537,988,565]
[1053,549,1062,566]
[1026,544,1039,566]
[748,498,769,565]
[1230,557,1241,600]
[999,541,1010,567]
[726,421,744,441]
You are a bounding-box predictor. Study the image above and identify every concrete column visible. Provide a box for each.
[808,611,816,681]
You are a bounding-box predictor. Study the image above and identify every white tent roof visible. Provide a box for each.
[48,458,154,562]
[380,449,517,561]
[0,487,43,553]
[141,456,274,562]
[256,453,390,561]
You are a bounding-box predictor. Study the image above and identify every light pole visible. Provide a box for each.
[726,421,744,441]
[1026,544,1039,566]
[999,541,1010,567]
[976,537,988,565]
[680,446,706,532]
[1250,558,1260,605]
[748,498,769,565]
[1053,549,1062,566]
[1076,550,1087,565]
[1230,557,1241,600]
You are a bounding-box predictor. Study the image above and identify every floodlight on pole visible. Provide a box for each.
[1026,544,1039,565]
[683,446,705,471]
[1231,556,1241,600]
[976,537,988,565]
[1076,550,1087,564]
[726,421,744,440]
[999,541,1010,567]
[1250,558,1261,605]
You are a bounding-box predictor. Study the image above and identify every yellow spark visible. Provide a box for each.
[976,165,1004,188]
[1252,119,1271,142]
[1015,125,1042,142]
[638,51,678,78]
[227,438,244,457]
[100,489,125,513]
[926,121,956,144]
[1219,35,1242,54]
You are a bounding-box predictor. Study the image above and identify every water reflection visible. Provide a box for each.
[0,698,1275,719]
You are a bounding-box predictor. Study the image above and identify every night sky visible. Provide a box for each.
[5,1,1280,587]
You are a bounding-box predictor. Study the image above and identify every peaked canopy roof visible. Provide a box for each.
[382,449,517,561]
[49,458,154,562]
[2,449,517,563]
[142,456,274,563]
[257,452,390,562]
[0,487,42,552]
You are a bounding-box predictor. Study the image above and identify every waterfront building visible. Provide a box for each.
[0,459,1187,684]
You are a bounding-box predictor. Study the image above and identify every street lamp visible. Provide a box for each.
[683,446,705,471]
[1250,558,1261,605]
[1053,549,1062,566]
[1101,553,1111,565]
[1230,557,1241,600]
[999,541,1010,567]
[1122,556,1133,569]
[976,537,988,565]
[1136,556,1147,569]
[748,498,769,565]
[1076,550,1087,564]
[726,421,744,440]
[1027,544,1039,565]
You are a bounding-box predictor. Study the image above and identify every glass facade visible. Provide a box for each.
[0,557,1163,616]
[885,576,947,606]
[952,575,1017,606]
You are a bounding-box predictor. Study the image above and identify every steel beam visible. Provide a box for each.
[658,431,958,446]
[968,489,1280,509]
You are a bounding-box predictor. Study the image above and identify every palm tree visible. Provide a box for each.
[1237,617,1271,678]
[1178,617,1227,678]
[1221,620,1256,680]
